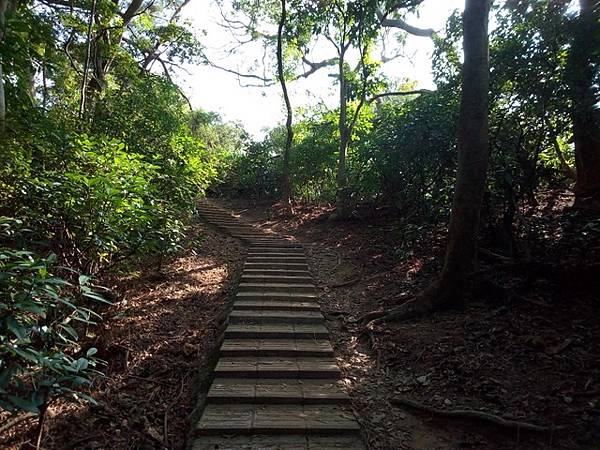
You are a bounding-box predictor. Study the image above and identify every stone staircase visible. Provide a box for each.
[192,201,364,450]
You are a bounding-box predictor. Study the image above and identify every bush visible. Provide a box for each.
[0,218,105,414]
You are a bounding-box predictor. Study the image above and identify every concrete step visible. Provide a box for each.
[203,215,238,220]
[241,275,313,284]
[243,269,311,277]
[229,309,324,324]
[238,283,316,294]
[225,323,328,339]
[245,241,295,246]
[207,378,348,403]
[236,291,318,301]
[248,247,305,254]
[210,222,241,226]
[247,252,306,258]
[247,257,307,264]
[234,299,320,311]
[240,236,285,240]
[214,356,341,379]
[219,338,333,357]
[195,404,360,435]
[244,262,309,270]
[242,268,311,277]
[233,236,283,241]
[233,237,277,241]
[245,242,301,248]
[193,434,365,450]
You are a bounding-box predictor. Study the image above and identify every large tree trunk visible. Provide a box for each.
[335,47,350,219]
[429,0,491,309]
[277,0,293,203]
[568,0,600,205]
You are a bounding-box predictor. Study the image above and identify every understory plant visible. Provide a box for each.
[0,218,105,417]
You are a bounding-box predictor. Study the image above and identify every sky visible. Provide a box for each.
[179,0,465,138]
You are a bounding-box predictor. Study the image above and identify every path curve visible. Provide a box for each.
[192,200,364,450]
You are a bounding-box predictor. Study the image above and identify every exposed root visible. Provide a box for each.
[348,308,387,325]
[392,397,566,433]
[331,270,385,289]
[368,297,432,326]
[0,412,37,435]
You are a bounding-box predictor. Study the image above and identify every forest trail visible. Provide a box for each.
[192,200,364,449]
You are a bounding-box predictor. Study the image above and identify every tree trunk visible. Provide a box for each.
[0,61,5,132]
[568,0,600,205]
[0,0,8,131]
[429,0,491,308]
[277,0,293,204]
[335,47,350,219]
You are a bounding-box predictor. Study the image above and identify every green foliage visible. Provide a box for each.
[220,0,579,226]
[218,129,284,199]
[0,0,241,420]
[355,89,459,214]
[292,111,339,201]
[0,219,104,414]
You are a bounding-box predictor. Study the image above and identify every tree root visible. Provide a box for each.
[353,294,434,331]
[0,412,37,435]
[368,298,431,325]
[392,397,566,433]
[348,308,387,325]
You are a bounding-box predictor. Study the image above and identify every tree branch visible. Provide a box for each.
[203,59,275,86]
[377,8,434,37]
[368,89,433,103]
[296,57,337,79]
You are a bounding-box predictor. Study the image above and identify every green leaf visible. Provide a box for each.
[7,317,28,340]
[74,358,89,372]
[0,366,17,388]
[8,395,40,413]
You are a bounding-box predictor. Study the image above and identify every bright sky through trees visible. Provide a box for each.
[180,0,464,137]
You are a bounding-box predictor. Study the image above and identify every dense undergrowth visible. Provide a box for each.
[0,2,246,428]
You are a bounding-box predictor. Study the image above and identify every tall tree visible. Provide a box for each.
[277,0,293,203]
[432,0,492,308]
[370,0,492,322]
[0,0,10,130]
[326,0,433,218]
[566,0,600,206]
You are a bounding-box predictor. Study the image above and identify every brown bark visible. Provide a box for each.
[0,0,9,130]
[277,0,293,203]
[430,0,491,308]
[335,45,350,219]
[568,0,600,204]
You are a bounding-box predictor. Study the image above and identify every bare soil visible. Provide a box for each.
[0,220,244,449]
[220,196,600,449]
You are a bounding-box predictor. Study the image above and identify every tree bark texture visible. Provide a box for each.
[336,47,350,218]
[0,0,9,130]
[277,0,293,203]
[568,0,600,203]
[433,0,491,308]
